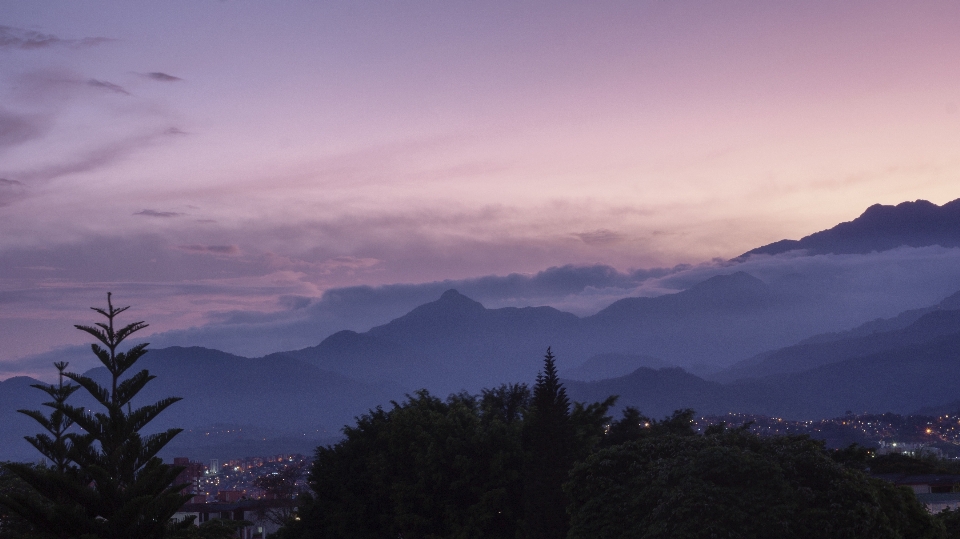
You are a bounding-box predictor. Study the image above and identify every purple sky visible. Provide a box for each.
[3,1,960,366]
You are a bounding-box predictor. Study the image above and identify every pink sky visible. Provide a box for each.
[3,1,960,361]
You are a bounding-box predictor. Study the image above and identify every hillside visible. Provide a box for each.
[714,309,960,382]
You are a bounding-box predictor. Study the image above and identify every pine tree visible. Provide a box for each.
[0,293,190,539]
[521,347,575,539]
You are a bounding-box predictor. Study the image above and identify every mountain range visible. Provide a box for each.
[4,197,960,461]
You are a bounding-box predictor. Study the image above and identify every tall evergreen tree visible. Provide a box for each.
[1,363,91,539]
[0,293,190,539]
[521,347,575,539]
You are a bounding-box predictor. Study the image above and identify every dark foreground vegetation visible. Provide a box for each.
[274,349,957,539]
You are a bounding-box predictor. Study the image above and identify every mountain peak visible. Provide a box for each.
[434,289,484,309]
[440,289,465,300]
[384,289,486,324]
[739,197,960,258]
[432,289,485,310]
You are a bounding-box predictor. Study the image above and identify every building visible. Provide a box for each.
[172,499,295,539]
[874,474,960,513]
[173,457,206,497]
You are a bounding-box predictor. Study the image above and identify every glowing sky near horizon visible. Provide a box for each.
[3,0,960,360]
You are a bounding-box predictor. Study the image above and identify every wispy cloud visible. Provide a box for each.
[145,72,182,82]
[178,244,240,255]
[574,229,624,246]
[0,26,113,50]
[135,209,183,218]
[5,128,183,184]
[86,79,130,95]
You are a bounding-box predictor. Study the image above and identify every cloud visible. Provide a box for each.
[135,209,184,218]
[0,26,112,50]
[86,79,131,95]
[314,256,380,273]
[142,247,960,357]
[0,178,26,207]
[0,345,99,382]
[0,109,51,149]
[178,244,240,255]
[573,229,624,246]
[145,72,182,82]
[3,130,176,184]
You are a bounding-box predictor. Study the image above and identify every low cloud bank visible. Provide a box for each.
[7,246,960,375]
[146,246,960,357]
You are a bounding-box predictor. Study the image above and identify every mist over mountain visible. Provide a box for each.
[566,283,960,419]
[263,274,815,394]
[126,199,960,359]
[566,329,960,420]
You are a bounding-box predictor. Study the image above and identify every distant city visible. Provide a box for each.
[173,453,309,504]
[165,410,960,506]
[696,412,960,458]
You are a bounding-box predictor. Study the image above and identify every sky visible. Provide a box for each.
[3,1,960,367]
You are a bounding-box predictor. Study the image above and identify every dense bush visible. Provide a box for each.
[566,428,942,539]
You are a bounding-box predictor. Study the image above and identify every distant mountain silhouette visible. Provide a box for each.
[0,347,400,462]
[0,376,47,461]
[739,198,960,258]
[567,330,960,420]
[9,287,960,460]
[569,285,960,419]
[713,291,960,382]
[562,353,671,382]
[271,273,862,393]
[762,332,960,418]
[274,289,581,393]
[563,367,757,419]
[578,272,808,365]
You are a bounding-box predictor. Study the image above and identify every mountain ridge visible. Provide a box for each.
[740,198,960,258]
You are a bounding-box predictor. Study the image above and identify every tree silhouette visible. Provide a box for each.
[521,347,575,539]
[0,293,190,539]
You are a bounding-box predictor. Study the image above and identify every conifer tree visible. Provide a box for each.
[0,293,190,539]
[0,362,89,538]
[521,347,575,539]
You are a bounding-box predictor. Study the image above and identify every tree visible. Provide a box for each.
[282,388,530,539]
[0,361,87,539]
[273,352,616,539]
[566,427,943,539]
[0,293,190,539]
[521,347,577,539]
[934,507,960,539]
